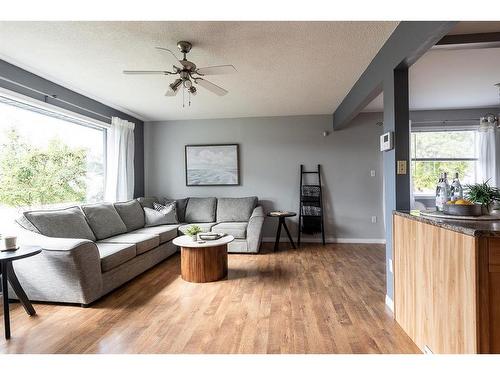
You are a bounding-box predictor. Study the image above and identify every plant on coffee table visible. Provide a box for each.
[184,225,202,241]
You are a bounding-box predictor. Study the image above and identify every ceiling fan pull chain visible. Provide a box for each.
[189,90,191,107]
[183,85,185,108]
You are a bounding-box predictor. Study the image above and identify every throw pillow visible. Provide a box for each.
[144,202,178,227]
[153,202,178,223]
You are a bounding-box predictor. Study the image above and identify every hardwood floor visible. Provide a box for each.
[0,243,420,354]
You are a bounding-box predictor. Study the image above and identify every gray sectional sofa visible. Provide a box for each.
[13,196,264,306]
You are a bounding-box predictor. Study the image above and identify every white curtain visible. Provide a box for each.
[105,117,135,202]
[477,127,499,186]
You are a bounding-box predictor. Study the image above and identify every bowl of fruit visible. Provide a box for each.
[443,199,482,216]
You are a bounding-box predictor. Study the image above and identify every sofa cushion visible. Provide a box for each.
[131,224,179,244]
[137,196,159,209]
[96,242,136,272]
[114,200,145,231]
[99,233,160,255]
[23,206,96,241]
[184,197,216,223]
[164,198,189,222]
[178,223,217,234]
[15,214,41,234]
[212,222,248,239]
[216,197,257,222]
[81,203,127,240]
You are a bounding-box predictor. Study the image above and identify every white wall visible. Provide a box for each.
[144,113,385,242]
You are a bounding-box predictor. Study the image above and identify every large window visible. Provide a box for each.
[411,130,478,196]
[0,94,106,232]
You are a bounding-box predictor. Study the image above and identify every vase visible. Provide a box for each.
[481,204,491,215]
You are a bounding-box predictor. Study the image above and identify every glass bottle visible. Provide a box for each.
[443,172,451,201]
[436,173,444,211]
[451,172,463,201]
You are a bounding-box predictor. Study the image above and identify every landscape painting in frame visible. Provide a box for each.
[185,144,240,186]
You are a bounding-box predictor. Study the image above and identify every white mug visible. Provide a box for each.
[2,235,17,250]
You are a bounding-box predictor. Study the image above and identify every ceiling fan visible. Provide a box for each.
[123,41,236,105]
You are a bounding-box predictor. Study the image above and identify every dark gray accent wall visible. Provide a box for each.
[0,59,145,197]
[411,107,500,124]
[133,125,145,197]
[383,68,411,300]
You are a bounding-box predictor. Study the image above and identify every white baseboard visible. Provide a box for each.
[385,295,394,312]
[262,237,386,244]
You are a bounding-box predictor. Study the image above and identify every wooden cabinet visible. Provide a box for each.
[393,214,500,353]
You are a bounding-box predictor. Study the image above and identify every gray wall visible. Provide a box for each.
[144,113,385,241]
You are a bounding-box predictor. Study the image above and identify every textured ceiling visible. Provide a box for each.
[0,21,398,121]
[364,46,500,112]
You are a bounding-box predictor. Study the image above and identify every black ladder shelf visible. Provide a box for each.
[298,164,325,247]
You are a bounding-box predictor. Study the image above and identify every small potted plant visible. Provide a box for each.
[183,224,202,241]
[464,180,500,215]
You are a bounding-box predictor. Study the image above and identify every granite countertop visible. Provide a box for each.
[394,210,500,237]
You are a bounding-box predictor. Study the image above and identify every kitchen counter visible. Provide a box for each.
[394,210,500,237]
[393,211,500,353]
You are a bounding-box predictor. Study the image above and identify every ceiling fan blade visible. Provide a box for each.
[195,78,228,96]
[155,47,184,69]
[165,79,182,96]
[123,70,169,75]
[196,65,237,76]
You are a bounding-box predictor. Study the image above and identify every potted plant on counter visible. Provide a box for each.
[183,224,202,241]
[464,180,500,215]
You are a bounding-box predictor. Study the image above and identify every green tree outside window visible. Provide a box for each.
[0,128,88,207]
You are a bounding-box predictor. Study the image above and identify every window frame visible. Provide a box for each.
[0,87,110,129]
[410,128,479,198]
[0,87,108,205]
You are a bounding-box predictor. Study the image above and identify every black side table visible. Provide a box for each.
[267,212,297,251]
[0,245,42,339]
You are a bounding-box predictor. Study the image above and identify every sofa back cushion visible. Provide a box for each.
[164,198,189,222]
[184,197,216,223]
[216,197,258,222]
[15,214,41,234]
[23,206,96,241]
[136,196,159,209]
[81,203,127,240]
[114,199,145,231]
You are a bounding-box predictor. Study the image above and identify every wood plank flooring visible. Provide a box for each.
[0,243,420,354]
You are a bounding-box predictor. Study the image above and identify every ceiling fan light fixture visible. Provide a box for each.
[170,79,182,92]
[183,79,192,89]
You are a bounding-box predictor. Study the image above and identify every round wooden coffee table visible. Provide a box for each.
[173,235,234,283]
